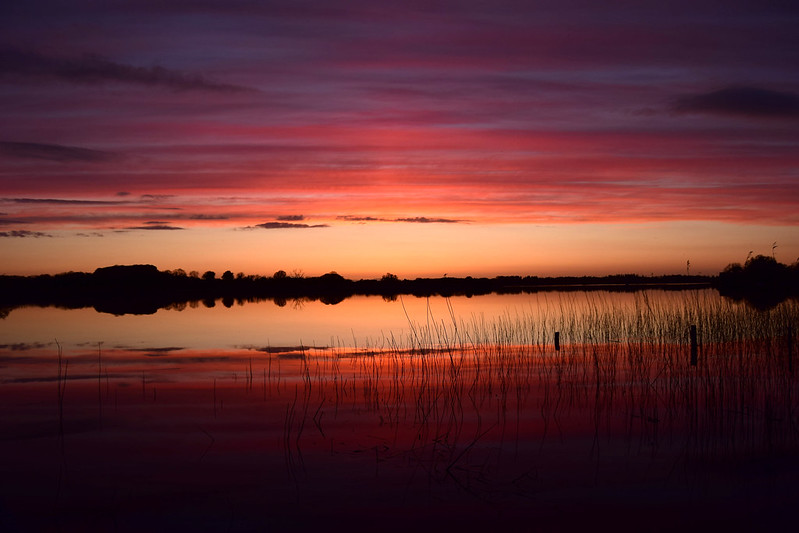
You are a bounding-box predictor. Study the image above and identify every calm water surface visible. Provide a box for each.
[1,290,708,352]
[1,290,797,532]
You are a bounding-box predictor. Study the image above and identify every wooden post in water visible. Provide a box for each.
[690,325,698,366]
[788,327,793,373]
[554,331,560,352]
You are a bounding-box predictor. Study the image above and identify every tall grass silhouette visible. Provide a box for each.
[274,291,798,498]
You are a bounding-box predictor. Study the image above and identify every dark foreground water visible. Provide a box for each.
[1,291,797,532]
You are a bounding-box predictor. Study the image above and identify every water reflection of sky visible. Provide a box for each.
[0,290,719,355]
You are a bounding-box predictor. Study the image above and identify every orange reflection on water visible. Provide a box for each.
[0,290,717,356]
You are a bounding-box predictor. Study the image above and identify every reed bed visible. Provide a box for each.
[275,291,799,494]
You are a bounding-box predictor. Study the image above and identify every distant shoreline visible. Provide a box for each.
[0,264,717,316]
[1,260,796,316]
[510,281,711,289]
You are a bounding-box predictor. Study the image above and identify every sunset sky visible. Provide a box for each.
[1,1,798,278]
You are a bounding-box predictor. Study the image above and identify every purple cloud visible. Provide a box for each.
[2,197,128,205]
[0,141,117,162]
[0,48,251,92]
[674,86,799,118]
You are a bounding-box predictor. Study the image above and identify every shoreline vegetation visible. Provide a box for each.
[0,255,796,315]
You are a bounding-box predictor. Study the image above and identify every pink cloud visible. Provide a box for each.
[1,1,797,249]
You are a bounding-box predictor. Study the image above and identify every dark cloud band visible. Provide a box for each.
[0,229,52,238]
[674,86,799,118]
[338,215,466,223]
[0,48,250,92]
[253,222,328,229]
[125,225,184,230]
[0,141,117,162]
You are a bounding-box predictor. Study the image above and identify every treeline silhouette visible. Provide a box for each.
[715,255,799,309]
[0,264,712,316]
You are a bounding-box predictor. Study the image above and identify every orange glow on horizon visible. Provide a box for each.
[1,220,796,279]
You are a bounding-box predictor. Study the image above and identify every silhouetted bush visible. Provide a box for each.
[715,255,797,308]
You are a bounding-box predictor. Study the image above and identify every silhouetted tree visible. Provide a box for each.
[716,255,794,309]
[169,301,187,312]
[319,271,345,282]
[273,270,287,279]
[221,270,234,282]
[202,271,216,281]
[743,254,788,281]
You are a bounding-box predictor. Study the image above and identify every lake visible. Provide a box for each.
[1,289,797,532]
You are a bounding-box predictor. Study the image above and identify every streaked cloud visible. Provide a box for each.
[2,197,129,205]
[338,216,381,222]
[189,214,230,220]
[0,141,117,162]
[338,215,467,224]
[251,222,329,229]
[140,194,177,202]
[394,217,466,224]
[0,48,251,92]
[125,223,184,230]
[673,86,799,118]
[0,229,52,238]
